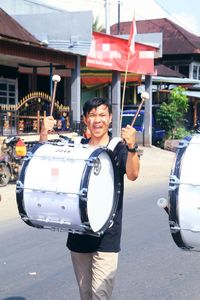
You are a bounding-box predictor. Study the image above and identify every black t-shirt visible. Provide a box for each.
[66,141,128,253]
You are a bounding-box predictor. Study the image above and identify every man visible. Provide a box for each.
[40,97,140,300]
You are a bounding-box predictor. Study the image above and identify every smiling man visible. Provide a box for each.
[39,97,140,300]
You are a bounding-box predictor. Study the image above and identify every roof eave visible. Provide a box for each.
[0,35,42,47]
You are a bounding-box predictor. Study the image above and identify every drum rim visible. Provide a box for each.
[79,146,120,234]
[16,142,43,228]
[169,135,193,250]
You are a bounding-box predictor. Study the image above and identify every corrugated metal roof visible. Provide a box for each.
[13,11,93,56]
[152,76,199,84]
[47,40,91,56]
[184,91,200,99]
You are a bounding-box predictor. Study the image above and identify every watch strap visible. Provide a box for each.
[126,144,138,153]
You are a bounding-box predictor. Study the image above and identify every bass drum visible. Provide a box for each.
[16,142,121,236]
[169,134,200,251]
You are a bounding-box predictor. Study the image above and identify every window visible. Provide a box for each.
[191,63,200,80]
[0,79,17,106]
[193,65,198,79]
[179,65,189,77]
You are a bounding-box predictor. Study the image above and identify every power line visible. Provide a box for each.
[154,0,198,35]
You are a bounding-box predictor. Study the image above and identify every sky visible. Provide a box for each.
[154,0,200,35]
[39,0,200,36]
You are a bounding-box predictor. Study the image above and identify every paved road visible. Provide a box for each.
[1,146,200,300]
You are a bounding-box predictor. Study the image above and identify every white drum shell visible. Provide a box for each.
[18,142,116,234]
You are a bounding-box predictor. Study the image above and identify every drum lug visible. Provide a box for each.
[169,221,181,232]
[86,157,96,167]
[79,188,88,201]
[16,180,24,192]
[23,151,33,161]
[21,214,29,221]
[109,220,114,228]
[169,175,180,190]
[86,157,101,175]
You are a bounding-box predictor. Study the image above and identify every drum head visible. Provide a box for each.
[169,134,200,250]
[87,151,114,233]
[18,143,92,230]
[179,135,200,248]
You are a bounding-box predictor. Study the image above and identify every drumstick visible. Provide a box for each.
[157,198,169,215]
[131,91,149,127]
[50,74,61,116]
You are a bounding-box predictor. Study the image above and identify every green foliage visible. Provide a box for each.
[93,16,104,32]
[168,127,191,139]
[156,86,190,139]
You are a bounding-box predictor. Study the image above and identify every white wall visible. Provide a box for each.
[0,0,60,15]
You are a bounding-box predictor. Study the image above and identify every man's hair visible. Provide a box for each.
[83,97,112,117]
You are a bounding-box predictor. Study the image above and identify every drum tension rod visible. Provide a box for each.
[79,188,88,201]
[86,157,98,166]
[169,175,180,190]
[169,221,181,232]
[177,140,189,148]
[23,152,33,161]
[86,157,101,175]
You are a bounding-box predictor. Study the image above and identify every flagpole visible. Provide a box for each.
[120,14,135,128]
[120,51,130,128]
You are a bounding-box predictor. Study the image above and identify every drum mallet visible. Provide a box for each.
[50,74,61,116]
[157,198,169,215]
[131,91,149,127]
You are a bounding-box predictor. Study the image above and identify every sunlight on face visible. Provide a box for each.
[84,105,112,138]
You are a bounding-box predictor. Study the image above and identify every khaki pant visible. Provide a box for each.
[70,251,119,300]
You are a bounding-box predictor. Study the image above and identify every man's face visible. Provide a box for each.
[84,104,112,138]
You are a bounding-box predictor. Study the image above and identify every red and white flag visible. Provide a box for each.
[128,17,137,54]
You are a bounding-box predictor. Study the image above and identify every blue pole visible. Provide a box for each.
[50,63,53,96]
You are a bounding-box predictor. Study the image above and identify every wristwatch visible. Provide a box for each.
[126,144,138,153]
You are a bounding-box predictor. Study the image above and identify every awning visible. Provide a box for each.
[183,91,200,99]
[81,68,141,87]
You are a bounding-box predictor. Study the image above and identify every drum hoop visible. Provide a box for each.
[79,147,120,234]
[169,135,193,250]
[16,142,44,228]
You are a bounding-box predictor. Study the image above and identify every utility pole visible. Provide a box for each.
[104,0,121,137]
[105,0,110,34]
[117,0,120,34]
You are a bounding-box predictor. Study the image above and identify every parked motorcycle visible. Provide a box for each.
[0,136,26,187]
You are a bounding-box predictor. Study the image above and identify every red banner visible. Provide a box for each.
[86,32,156,75]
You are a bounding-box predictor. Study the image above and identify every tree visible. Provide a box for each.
[93,16,104,32]
[156,86,190,139]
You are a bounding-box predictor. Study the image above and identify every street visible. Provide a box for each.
[1,146,200,300]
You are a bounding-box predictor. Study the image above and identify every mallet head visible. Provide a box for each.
[52,74,61,83]
[141,91,150,101]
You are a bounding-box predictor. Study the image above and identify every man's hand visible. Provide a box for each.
[121,125,137,148]
[122,125,140,181]
[39,116,56,142]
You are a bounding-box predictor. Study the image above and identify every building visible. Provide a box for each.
[0,6,93,136]
[111,18,200,128]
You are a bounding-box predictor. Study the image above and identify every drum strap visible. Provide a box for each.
[107,137,123,152]
[73,136,85,145]
[72,136,122,151]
